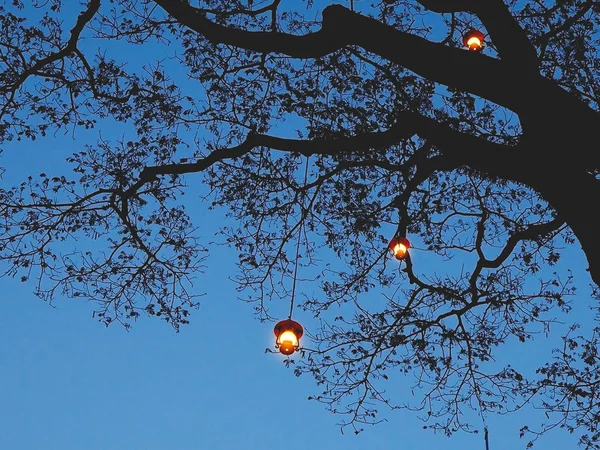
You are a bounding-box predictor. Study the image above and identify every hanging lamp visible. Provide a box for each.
[389,236,410,260]
[273,157,309,356]
[463,28,485,51]
[274,319,304,355]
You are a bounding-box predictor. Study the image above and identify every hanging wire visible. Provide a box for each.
[477,390,490,450]
[288,156,310,319]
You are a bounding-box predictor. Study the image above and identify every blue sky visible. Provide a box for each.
[1,238,590,450]
[0,1,596,449]
[0,130,590,450]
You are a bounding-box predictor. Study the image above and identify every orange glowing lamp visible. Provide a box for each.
[463,28,485,51]
[274,319,304,355]
[389,236,410,260]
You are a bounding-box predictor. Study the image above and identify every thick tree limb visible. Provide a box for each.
[394,113,600,287]
[153,1,599,170]
[129,101,600,287]
[153,1,527,115]
[416,0,540,70]
[394,112,523,178]
[131,111,514,193]
[533,172,600,288]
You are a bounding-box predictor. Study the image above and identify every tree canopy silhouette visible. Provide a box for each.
[1,0,600,447]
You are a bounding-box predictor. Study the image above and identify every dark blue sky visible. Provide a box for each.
[0,2,594,449]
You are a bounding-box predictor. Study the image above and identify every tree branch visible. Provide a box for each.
[152,1,529,115]
[153,0,600,170]
[129,111,517,198]
[481,217,565,269]
[416,0,540,71]
[0,0,100,118]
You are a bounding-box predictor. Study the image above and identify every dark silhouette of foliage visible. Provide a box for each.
[1,0,599,447]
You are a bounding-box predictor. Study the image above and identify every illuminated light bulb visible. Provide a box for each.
[467,36,482,51]
[274,319,304,355]
[393,242,407,259]
[388,236,411,261]
[277,330,299,355]
[463,28,485,52]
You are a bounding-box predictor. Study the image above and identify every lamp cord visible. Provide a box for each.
[289,156,310,319]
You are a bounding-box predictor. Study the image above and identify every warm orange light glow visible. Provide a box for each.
[463,29,485,52]
[277,330,299,350]
[274,319,304,355]
[389,236,410,261]
[466,36,482,51]
[279,342,296,356]
[392,243,407,259]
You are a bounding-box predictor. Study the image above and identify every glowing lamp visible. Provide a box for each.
[463,28,485,51]
[389,236,410,260]
[274,319,304,355]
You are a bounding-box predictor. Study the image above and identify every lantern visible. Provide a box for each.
[274,319,304,355]
[389,236,410,260]
[463,28,485,51]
